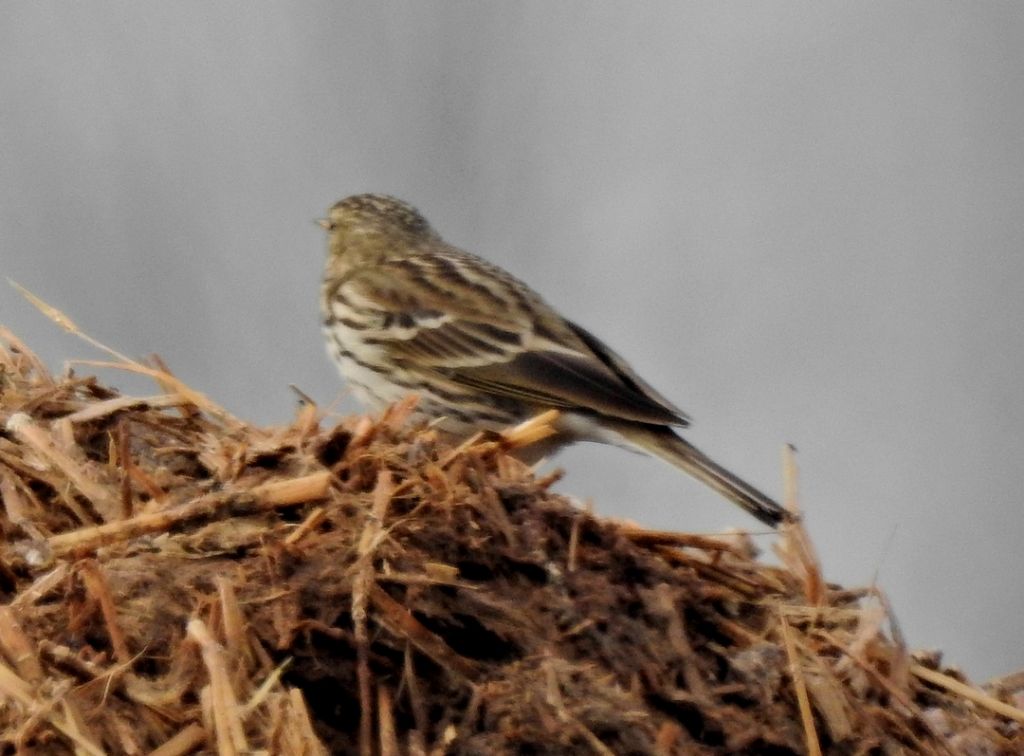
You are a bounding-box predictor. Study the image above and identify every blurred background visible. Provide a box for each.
[2,2,1022,681]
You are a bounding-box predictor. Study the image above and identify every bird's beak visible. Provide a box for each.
[316,218,332,230]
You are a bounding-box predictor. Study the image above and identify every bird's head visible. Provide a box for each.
[319,194,436,263]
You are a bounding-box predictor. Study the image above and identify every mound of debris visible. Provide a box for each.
[0,326,1021,755]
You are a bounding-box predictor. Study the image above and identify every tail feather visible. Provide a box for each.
[619,425,791,528]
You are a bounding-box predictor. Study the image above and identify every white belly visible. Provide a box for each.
[323,329,404,410]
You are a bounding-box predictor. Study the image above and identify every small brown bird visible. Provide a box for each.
[319,194,790,527]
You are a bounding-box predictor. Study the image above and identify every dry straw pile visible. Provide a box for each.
[0,313,1021,754]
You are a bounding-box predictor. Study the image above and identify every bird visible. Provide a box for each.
[319,193,791,528]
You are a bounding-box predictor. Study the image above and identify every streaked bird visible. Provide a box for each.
[319,194,791,527]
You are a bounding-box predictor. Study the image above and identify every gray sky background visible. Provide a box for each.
[2,2,1022,682]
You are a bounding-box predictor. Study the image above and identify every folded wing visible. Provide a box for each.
[338,256,690,427]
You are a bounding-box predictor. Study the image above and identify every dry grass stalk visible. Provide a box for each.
[0,657,105,755]
[377,684,399,756]
[911,663,1024,725]
[42,470,330,557]
[6,412,120,521]
[149,723,208,756]
[353,469,396,756]
[217,577,248,669]
[281,687,330,756]
[780,612,823,756]
[776,443,826,606]
[187,619,248,755]
[369,584,482,681]
[0,605,44,683]
[78,559,131,663]
[0,307,1021,754]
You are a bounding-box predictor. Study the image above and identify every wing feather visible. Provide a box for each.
[336,257,689,426]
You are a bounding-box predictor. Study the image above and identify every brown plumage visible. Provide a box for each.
[319,193,791,527]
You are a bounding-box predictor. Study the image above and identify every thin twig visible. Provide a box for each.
[45,470,330,555]
[353,470,395,756]
[911,663,1024,725]
[779,612,822,756]
[187,619,249,755]
[78,560,131,664]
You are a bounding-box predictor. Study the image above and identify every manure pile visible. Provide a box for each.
[0,326,1021,755]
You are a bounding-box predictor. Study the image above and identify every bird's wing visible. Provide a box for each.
[333,258,690,426]
[561,320,691,426]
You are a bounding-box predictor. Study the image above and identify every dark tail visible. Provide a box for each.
[621,425,792,528]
